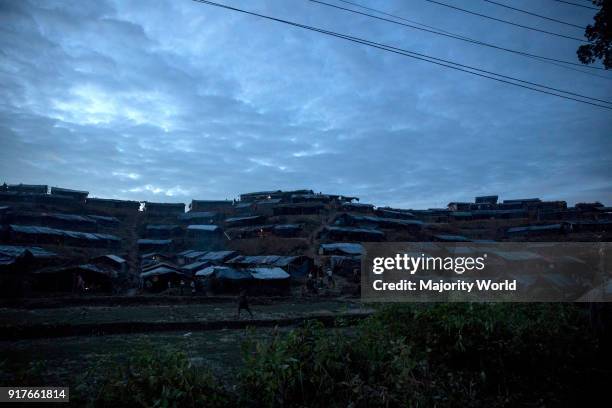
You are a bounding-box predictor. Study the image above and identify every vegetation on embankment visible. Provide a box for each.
[5,303,610,407]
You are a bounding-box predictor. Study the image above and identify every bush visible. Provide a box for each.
[238,321,413,407]
[38,304,608,407]
[238,304,607,407]
[74,344,233,408]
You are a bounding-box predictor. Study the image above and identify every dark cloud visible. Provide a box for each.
[0,0,610,208]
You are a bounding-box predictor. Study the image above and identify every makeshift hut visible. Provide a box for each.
[33,264,114,293]
[177,211,220,224]
[341,202,375,213]
[273,224,302,237]
[145,224,183,239]
[144,202,185,216]
[227,255,313,279]
[198,250,238,264]
[225,215,266,228]
[319,226,385,242]
[176,249,209,265]
[206,266,253,294]
[7,184,48,194]
[137,238,173,252]
[273,203,324,216]
[50,187,89,203]
[248,267,291,295]
[189,200,233,213]
[0,245,58,297]
[8,225,121,248]
[91,254,128,275]
[319,243,364,256]
[186,225,223,249]
[86,197,140,211]
[141,265,187,292]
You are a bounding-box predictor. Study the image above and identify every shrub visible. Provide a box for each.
[238,304,606,407]
[74,344,233,408]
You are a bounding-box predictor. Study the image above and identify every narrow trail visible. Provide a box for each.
[0,311,372,340]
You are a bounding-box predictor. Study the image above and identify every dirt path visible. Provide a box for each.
[0,300,372,340]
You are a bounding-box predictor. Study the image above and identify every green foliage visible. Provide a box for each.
[19,303,606,407]
[238,304,606,407]
[73,343,233,408]
[238,321,413,407]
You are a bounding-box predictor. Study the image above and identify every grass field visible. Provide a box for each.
[0,328,282,387]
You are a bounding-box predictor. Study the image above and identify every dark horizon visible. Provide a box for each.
[2,180,609,210]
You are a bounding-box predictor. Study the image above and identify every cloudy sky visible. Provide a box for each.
[1,0,610,208]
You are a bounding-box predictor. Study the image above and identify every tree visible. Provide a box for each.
[577,0,611,69]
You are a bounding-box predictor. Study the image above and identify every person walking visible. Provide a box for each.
[237,289,253,318]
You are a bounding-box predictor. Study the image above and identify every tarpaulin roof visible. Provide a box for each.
[227,255,304,267]
[274,224,301,230]
[215,267,252,280]
[191,200,232,204]
[87,215,120,224]
[183,250,208,259]
[198,250,238,262]
[507,224,563,234]
[433,234,472,242]
[51,186,89,195]
[10,225,120,241]
[146,224,181,230]
[319,243,364,255]
[178,211,218,220]
[325,226,385,236]
[94,254,126,264]
[31,213,96,223]
[141,266,184,278]
[226,216,264,223]
[137,239,172,245]
[35,263,113,277]
[142,262,179,272]
[339,214,424,227]
[182,261,210,272]
[249,267,290,280]
[194,265,218,277]
[0,245,57,259]
[187,225,220,232]
[140,252,172,259]
[342,202,374,208]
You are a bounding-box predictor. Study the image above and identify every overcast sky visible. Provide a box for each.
[1,0,610,208]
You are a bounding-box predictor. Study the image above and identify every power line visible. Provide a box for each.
[423,0,588,42]
[549,0,598,11]
[483,0,586,29]
[191,0,612,110]
[312,0,610,77]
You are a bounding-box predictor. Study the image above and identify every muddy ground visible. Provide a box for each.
[0,297,370,387]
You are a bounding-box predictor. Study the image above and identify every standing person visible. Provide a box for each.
[75,274,85,294]
[306,272,318,295]
[325,265,335,289]
[180,279,185,296]
[237,289,253,318]
[190,280,196,296]
[352,267,360,284]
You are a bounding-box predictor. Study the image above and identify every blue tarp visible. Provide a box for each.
[319,243,364,255]
[249,267,290,280]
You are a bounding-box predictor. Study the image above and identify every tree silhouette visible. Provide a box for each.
[577,1,611,69]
